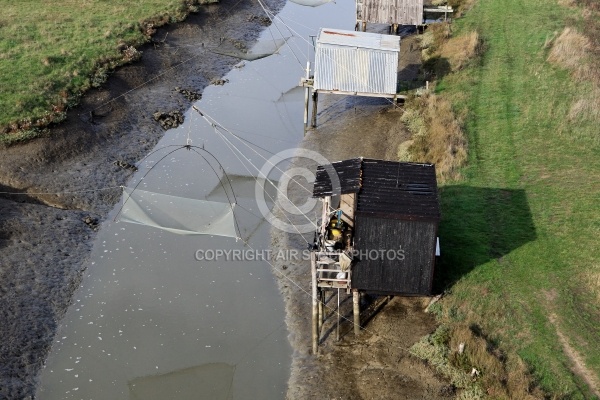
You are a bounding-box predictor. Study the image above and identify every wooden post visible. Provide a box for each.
[353,289,360,335]
[318,289,324,334]
[362,21,367,32]
[303,61,310,133]
[336,288,340,341]
[311,91,319,128]
[392,24,398,35]
[311,252,319,354]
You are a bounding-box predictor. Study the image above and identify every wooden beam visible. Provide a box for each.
[311,91,319,128]
[311,252,319,354]
[318,289,324,335]
[353,289,361,335]
[313,89,407,100]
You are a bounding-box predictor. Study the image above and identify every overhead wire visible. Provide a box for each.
[193,107,320,244]
[193,107,314,198]
[255,0,305,70]
[207,122,313,245]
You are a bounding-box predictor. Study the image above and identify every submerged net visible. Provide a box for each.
[288,0,334,7]
[118,188,238,238]
[211,37,289,61]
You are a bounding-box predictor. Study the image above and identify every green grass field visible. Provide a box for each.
[433,0,600,397]
[0,0,210,135]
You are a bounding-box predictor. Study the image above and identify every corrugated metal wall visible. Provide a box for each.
[314,45,399,95]
[352,215,437,295]
[358,0,424,26]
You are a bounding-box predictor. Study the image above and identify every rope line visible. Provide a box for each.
[195,108,317,230]
[207,124,312,244]
[0,186,122,196]
[256,0,305,70]
[193,107,314,198]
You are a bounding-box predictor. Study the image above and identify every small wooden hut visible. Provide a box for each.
[356,0,424,31]
[309,158,440,352]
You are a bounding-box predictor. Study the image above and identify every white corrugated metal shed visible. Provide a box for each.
[313,28,400,96]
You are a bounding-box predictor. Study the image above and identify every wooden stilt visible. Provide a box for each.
[336,288,340,341]
[362,21,367,32]
[311,91,319,128]
[318,289,324,334]
[303,61,310,133]
[353,289,361,335]
[392,23,398,34]
[311,252,319,354]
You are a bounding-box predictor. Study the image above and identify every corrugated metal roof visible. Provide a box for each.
[313,28,400,95]
[317,28,400,52]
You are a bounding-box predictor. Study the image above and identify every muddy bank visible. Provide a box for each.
[270,36,453,399]
[0,0,282,398]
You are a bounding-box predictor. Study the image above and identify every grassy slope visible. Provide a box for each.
[0,0,206,132]
[435,0,600,397]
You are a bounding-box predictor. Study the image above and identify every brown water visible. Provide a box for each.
[36,2,355,399]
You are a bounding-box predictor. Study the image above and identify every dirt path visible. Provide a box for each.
[549,314,600,397]
[0,1,282,398]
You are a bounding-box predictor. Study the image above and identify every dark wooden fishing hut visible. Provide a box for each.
[355,0,454,33]
[309,157,440,353]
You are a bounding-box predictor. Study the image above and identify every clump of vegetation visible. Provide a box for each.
[0,0,215,143]
[410,326,477,392]
[398,93,467,182]
[547,28,597,84]
[421,23,482,80]
[412,320,547,399]
[547,23,600,123]
[0,129,47,146]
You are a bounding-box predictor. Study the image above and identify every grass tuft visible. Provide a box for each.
[547,27,598,83]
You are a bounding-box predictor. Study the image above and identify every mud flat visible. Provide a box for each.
[0,0,282,398]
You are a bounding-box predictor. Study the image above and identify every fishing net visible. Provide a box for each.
[275,86,305,103]
[289,0,334,7]
[129,363,235,400]
[211,37,289,61]
[118,188,238,238]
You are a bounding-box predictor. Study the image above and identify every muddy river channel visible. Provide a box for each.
[36,1,355,399]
